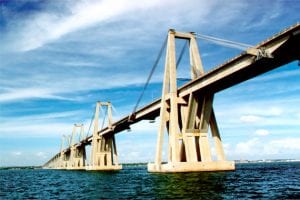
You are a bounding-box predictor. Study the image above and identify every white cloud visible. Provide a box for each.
[235,138,260,155]
[12,151,22,156]
[239,107,284,118]
[0,88,74,103]
[117,136,156,163]
[268,107,282,116]
[1,0,288,105]
[255,129,270,136]
[1,0,250,53]
[239,1,283,30]
[0,111,85,138]
[240,115,262,123]
[0,73,148,103]
[268,138,300,151]
[230,137,300,160]
[129,120,158,134]
[1,150,55,167]
[36,152,47,158]
[0,122,72,138]
[216,98,300,130]
[8,0,163,52]
[253,69,300,83]
[0,110,83,124]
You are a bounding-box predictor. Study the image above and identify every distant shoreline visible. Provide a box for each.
[1,159,299,170]
[0,166,42,170]
[234,159,300,164]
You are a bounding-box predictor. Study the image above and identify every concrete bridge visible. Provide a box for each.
[43,23,300,173]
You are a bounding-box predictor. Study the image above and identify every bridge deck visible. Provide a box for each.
[49,23,300,161]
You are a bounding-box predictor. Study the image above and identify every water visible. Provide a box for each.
[1,162,299,199]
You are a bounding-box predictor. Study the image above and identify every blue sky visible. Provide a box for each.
[0,0,299,166]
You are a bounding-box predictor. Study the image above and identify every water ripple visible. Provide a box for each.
[0,162,299,199]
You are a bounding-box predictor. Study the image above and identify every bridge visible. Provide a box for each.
[43,23,300,172]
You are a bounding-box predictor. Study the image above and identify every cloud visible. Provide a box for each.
[129,120,158,134]
[0,73,149,103]
[0,88,74,103]
[238,107,284,118]
[240,115,262,123]
[268,138,300,152]
[238,1,283,31]
[268,107,283,116]
[12,151,22,156]
[117,133,156,163]
[216,96,300,130]
[253,69,300,83]
[1,0,253,53]
[36,151,47,158]
[254,129,270,136]
[3,0,163,52]
[1,0,292,104]
[0,122,72,138]
[235,138,260,155]
[1,149,54,166]
[0,111,85,138]
[230,137,300,160]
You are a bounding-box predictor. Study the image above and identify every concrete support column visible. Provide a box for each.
[210,110,226,161]
[88,102,122,171]
[148,29,235,173]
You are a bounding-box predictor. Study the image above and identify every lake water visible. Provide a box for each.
[0,162,299,199]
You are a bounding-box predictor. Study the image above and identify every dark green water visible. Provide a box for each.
[0,162,299,199]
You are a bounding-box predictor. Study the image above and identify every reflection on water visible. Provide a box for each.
[149,172,227,199]
[0,162,299,199]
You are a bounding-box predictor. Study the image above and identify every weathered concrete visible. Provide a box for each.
[89,102,122,171]
[148,161,235,173]
[148,30,234,172]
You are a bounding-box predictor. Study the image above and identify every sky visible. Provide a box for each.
[0,0,299,167]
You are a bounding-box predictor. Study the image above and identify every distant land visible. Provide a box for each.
[0,166,42,170]
[1,159,299,170]
[234,158,300,164]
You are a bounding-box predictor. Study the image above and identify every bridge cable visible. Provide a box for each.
[176,41,191,83]
[195,33,252,51]
[111,104,117,115]
[131,36,168,114]
[176,40,188,69]
[86,105,96,137]
[101,106,108,130]
[131,37,189,115]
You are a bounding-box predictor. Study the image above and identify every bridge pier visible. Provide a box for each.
[46,154,60,169]
[66,124,87,170]
[64,151,71,168]
[87,102,122,171]
[67,146,86,170]
[148,29,235,172]
[56,151,64,169]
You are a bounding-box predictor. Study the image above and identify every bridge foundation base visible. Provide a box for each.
[66,166,86,170]
[86,165,122,171]
[147,161,235,173]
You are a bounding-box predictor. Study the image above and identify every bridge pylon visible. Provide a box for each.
[67,124,86,170]
[87,101,122,171]
[148,29,235,172]
[56,136,66,169]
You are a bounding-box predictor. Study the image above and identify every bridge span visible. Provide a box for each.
[44,23,300,172]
